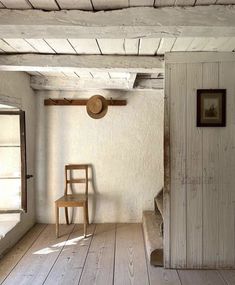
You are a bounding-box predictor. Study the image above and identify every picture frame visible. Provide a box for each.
[197,89,226,127]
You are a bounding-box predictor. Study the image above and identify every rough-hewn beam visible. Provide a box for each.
[0,54,164,73]
[30,75,163,91]
[0,6,234,38]
[31,76,132,90]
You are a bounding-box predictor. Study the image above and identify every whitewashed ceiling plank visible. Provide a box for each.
[28,0,59,10]
[97,39,125,54]
[139,38,161,55]
[56,0,93,10]
[68,39,100,54]
[62,71,79,77]
[92,0,128,10]
[44,39,76,54]
[3,39,36,52]
[216,0,235,3]
[109,72,130,79]
[217,37,235,51]
[195,0,216,4]
[25,39,55,53]
[171,37,194,51]
[186,37,209,51]
[157,38,176,54]
[0,39,16,52]
[124,39,139,55]
[40,71,66,77]
[129,0,154,6]
[0,0,31,8]
[74,71,93,78]
[27,71,42,76]
[202,37,230,51]
[90,71,110,79]
[154,0,175,6]
[175,0,195,5]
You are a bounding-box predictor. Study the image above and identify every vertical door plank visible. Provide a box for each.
[79,224,116,285]
[217,62,235,268]
[178,270,226,285]
[170,63,187,268]
[2,224,74,285]
[44,224,96,285]
[202,62,220,268]
[114,224,149,285]
[163,63,171,268]
[0,224,46,284]
[186,63,203,268]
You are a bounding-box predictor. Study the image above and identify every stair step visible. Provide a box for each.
[142,210,163,266]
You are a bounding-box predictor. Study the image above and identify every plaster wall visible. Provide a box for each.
[0,71,36,256]
[35,90,164,223]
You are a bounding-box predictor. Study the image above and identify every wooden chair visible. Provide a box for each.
[55,164,89,238]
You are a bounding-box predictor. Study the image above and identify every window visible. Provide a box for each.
[0,110,27,213]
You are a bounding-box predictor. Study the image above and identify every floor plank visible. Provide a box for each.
[178,270,226,285]
[114,223,149,285]
[0,224,46,284]
[2,224,74,285]
[148,266,181,285]
[44,224,96,285]
[219,270,235,285]
[79,224,116,285]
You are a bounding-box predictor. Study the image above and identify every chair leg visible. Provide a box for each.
[55,204,59,238]
[86,201,89,225]
[83,205,87,238]
[65,207,70,225]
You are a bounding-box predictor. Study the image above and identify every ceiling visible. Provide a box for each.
[0,1,235,90]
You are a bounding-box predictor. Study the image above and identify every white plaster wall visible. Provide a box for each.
[0,71,36,256]
[35,90,163,223]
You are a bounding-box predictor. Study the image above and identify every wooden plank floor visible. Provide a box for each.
[0,223,234,285]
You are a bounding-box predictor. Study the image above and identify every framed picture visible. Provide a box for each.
[197,89,226,127]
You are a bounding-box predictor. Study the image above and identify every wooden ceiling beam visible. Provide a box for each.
[0,6,235,38]
[30,75,164,91]
[0,54,164,73]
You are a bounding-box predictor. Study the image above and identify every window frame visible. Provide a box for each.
[0,110,27,213]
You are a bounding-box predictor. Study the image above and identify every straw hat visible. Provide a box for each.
[86,95,108,119]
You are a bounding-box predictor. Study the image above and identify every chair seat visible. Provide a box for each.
[55,194,87,207]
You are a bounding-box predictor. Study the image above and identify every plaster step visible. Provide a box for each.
[142,210,163,266]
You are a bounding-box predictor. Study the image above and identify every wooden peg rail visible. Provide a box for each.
[44,98,127,106]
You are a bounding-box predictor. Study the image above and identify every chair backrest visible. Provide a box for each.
[64,164,88,196]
